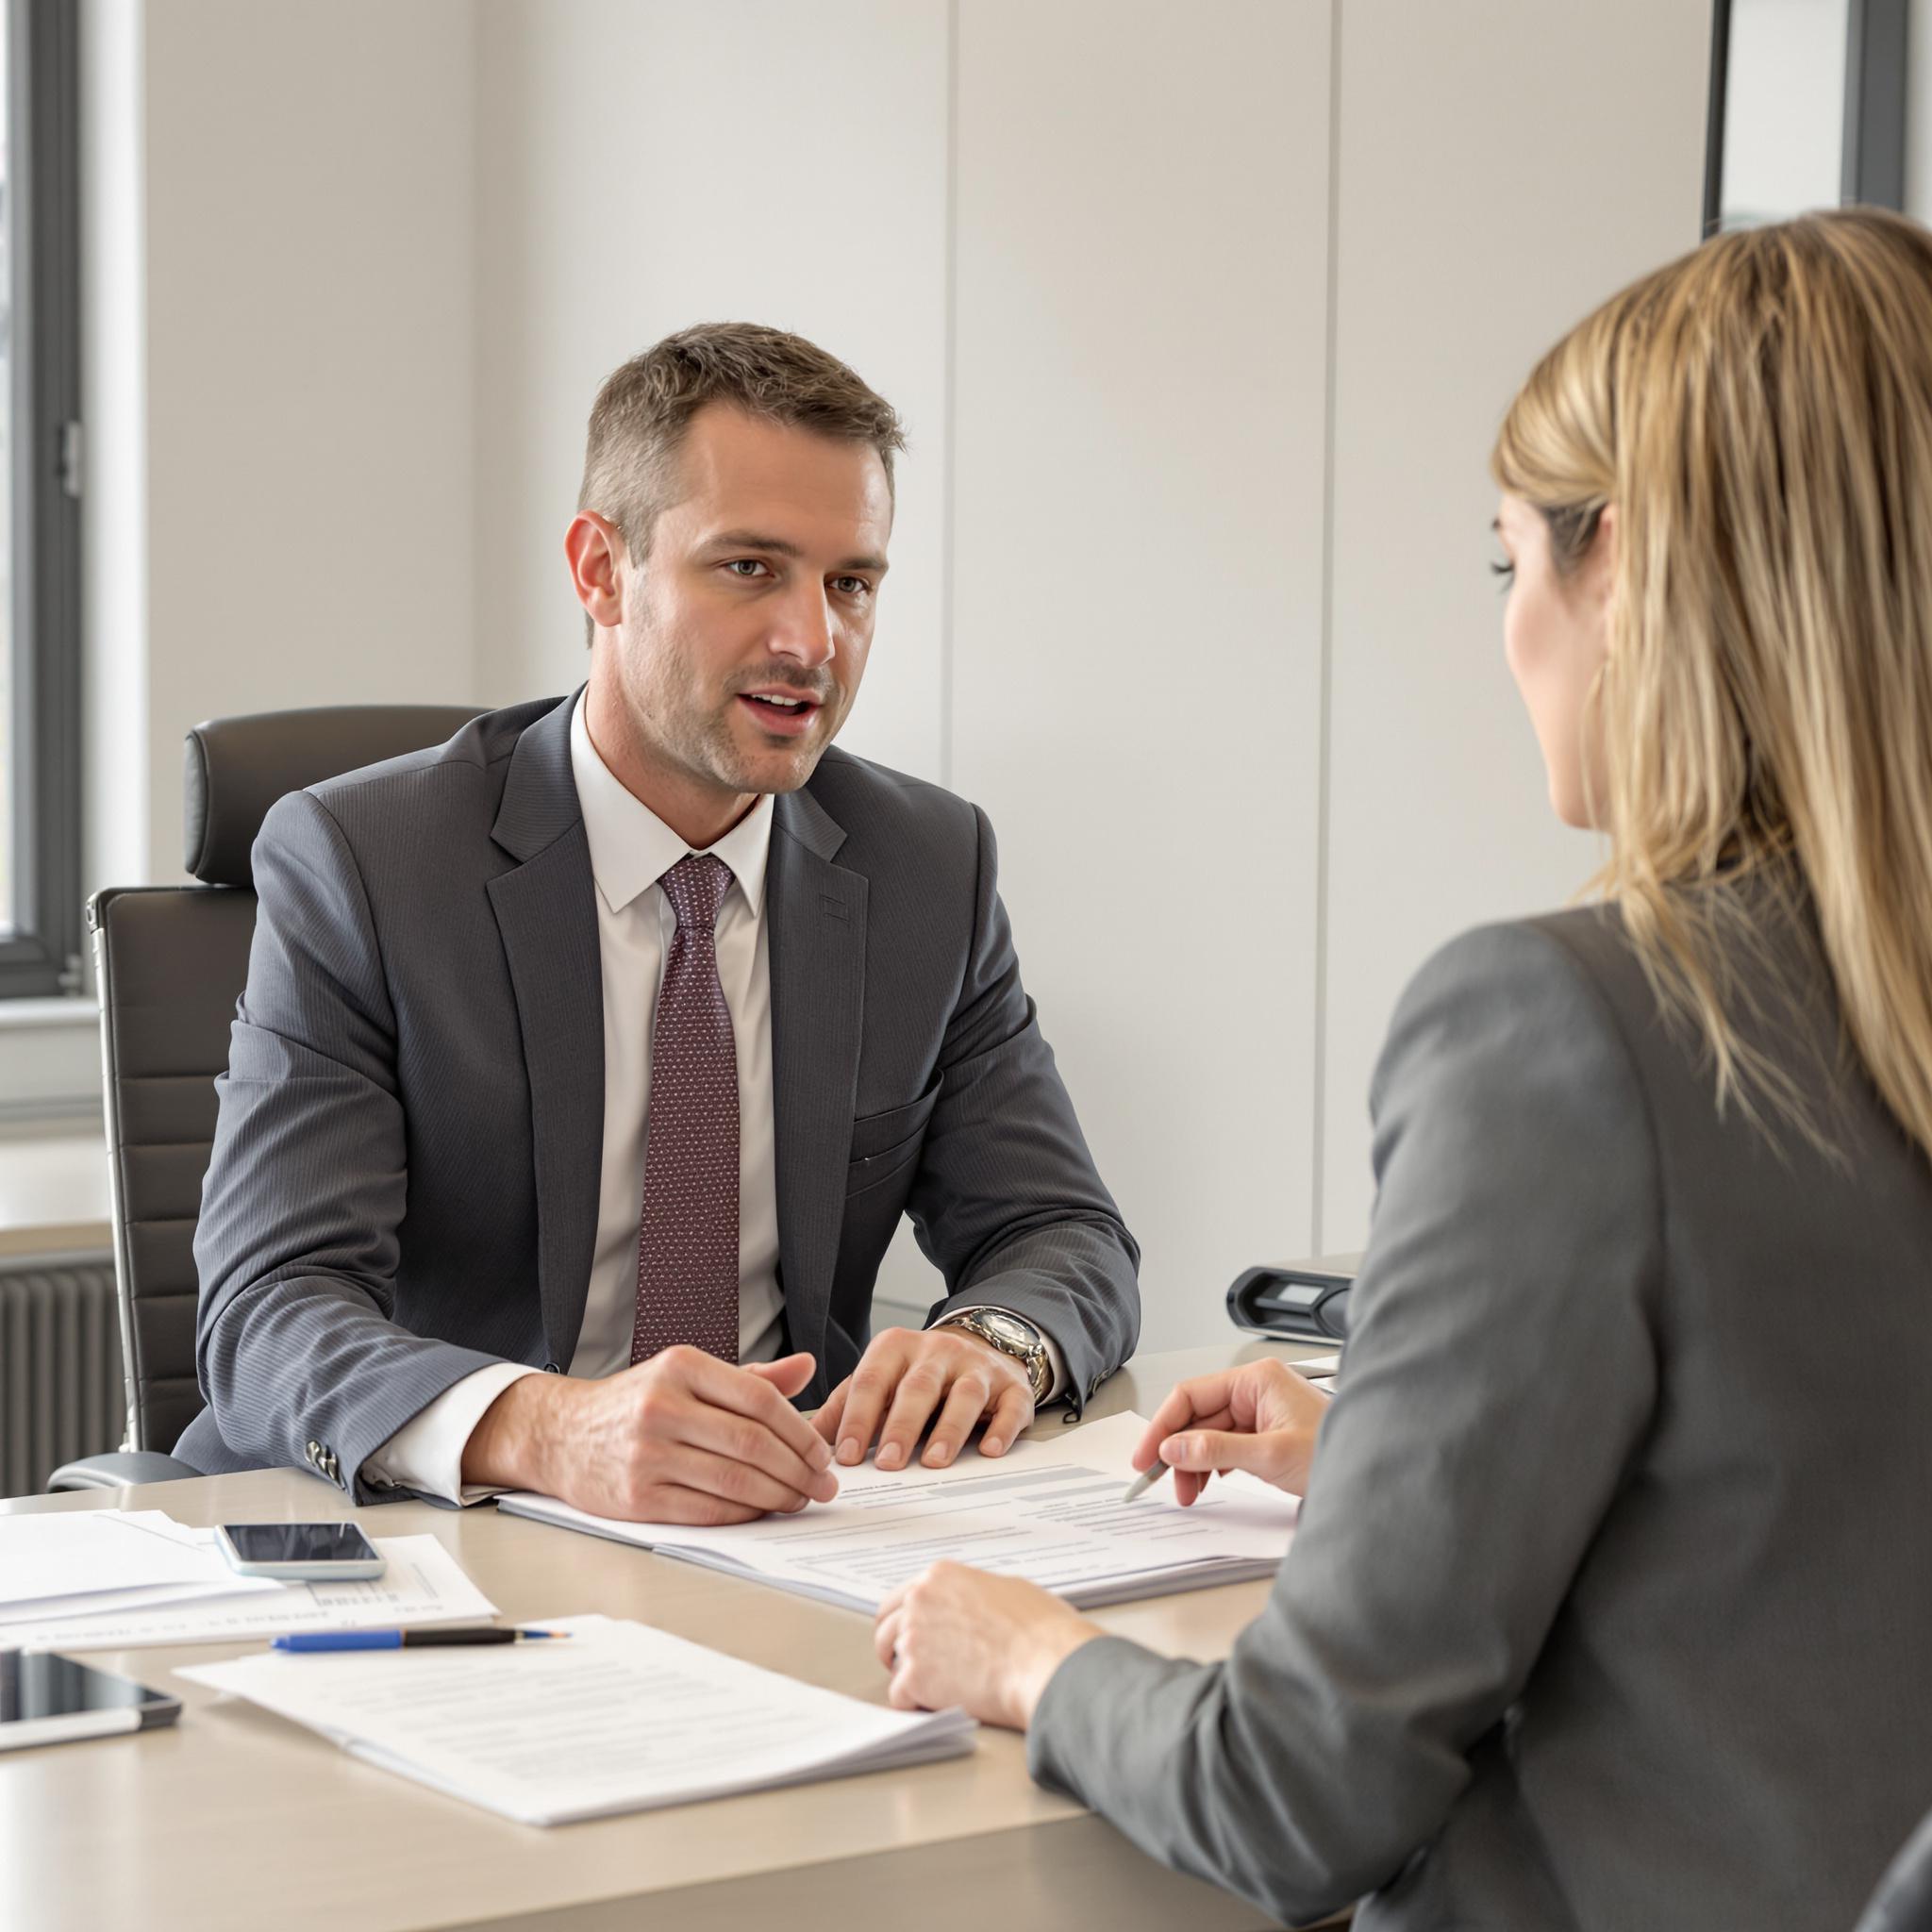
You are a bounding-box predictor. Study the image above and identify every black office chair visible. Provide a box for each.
[47,705,484,1490]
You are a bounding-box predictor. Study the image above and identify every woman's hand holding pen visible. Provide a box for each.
[874,1357,1328,1729]
[1131,1357,1330,1505]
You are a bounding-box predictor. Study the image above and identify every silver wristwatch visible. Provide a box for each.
[935,1307,1053,1403]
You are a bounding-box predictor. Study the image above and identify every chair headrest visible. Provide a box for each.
[183,705,487,887]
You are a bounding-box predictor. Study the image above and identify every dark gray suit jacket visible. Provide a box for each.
[180,693,1139,1498]
[1030,898,1932,1930]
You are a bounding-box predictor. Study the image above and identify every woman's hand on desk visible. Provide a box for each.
[1134,1357,1329,1504]
[874,1564,1102,1729]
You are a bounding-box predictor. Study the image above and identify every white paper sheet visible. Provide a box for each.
[9,1534,496,1652]
[0,1511,284,1621]
[0,1574,268,1625]
[179,1612,974,1824]
[498,1412,1299,1614]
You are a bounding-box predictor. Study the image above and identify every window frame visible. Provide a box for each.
[1840,0,1908,209]
[1703,0,1911,235]
[0,0,81,1000]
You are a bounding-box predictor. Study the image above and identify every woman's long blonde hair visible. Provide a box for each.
[1492,208,1932,1159]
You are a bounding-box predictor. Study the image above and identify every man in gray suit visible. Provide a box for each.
[181,323,1139,1521]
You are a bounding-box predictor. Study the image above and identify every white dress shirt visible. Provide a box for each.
[364,694,1058,1504]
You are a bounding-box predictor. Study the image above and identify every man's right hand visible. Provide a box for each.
[462,1347,840,1524]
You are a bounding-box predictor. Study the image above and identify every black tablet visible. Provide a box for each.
[0,1650,182,1752]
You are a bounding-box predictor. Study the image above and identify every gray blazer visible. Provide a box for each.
[1030,899,1932,1930]
[179,693,1139,1498]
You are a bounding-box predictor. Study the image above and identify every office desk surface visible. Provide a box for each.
[1,1341,1323,1932]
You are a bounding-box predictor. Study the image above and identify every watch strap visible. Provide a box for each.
[935,1308,1054,1402]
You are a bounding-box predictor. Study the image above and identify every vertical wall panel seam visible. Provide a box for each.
[1310,0,1344,1256]
[940,0,960,791]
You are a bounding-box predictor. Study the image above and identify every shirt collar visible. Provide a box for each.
[569,693,774,920]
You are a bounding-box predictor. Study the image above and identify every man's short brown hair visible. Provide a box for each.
[577,322,907,564]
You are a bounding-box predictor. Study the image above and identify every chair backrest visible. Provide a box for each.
[94,704,484,1451]
[1857,1807,1932,1932]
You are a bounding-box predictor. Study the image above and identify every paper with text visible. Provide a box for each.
[179,1612,974,1824]
[0,1510,281,1618]
[498,1412,1299,1614]
[10,1534,495,1652]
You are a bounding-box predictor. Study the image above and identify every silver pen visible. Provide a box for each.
[1121,1460,1172,1504]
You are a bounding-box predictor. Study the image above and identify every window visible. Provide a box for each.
[0,0,79,999]
[1704,0,1909,232]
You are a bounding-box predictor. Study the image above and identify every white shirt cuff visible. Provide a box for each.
[361,1362,544,1505]
[944,1305,1069,1405]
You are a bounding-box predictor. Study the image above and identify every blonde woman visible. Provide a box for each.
[872,208,1932,1929]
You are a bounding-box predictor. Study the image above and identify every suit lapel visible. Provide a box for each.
[769,786,866,1397]
[487,694,603,1372]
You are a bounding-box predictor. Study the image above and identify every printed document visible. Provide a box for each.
[497,1412,1298,1613]
[8,1532,495,1653]
[0,1510,281,1620]
[179,1612,975,1824]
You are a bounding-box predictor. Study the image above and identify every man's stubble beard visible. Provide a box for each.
[632,619,844,800]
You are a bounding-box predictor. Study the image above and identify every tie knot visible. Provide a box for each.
[658,852,733,932]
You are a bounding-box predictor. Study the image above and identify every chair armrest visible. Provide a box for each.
[46,1451,201,1491]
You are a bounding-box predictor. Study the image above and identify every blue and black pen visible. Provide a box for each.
[271,1627,571,1653]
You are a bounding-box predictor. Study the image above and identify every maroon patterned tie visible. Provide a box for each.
[630,853,741,1365]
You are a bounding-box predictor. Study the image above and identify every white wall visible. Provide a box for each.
[64,0,1722,1345]
[948,0,1331,1343]
[1319,0,1712,1247]
[471,0,1712,1332]
[91,0,480,889]
[470,0,951,785]
[1721,0,1849,223]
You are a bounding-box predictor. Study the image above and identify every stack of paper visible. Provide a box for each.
[498,1412,1299,1615]
[0,1511,283,1628]
[0,1511,498,1653]
[180,1613,975,1824]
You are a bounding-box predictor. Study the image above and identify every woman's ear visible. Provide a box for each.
[1589,503,1619,612]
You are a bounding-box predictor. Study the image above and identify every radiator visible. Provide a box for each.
[0,1256,125,1497]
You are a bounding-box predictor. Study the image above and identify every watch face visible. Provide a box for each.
[978,1311,1032,1349]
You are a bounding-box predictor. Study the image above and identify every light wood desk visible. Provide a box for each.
[0,1341,1325,1932]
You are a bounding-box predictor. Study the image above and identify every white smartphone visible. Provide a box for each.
[0,1652,182,1753]
[215,1521,387,1582]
